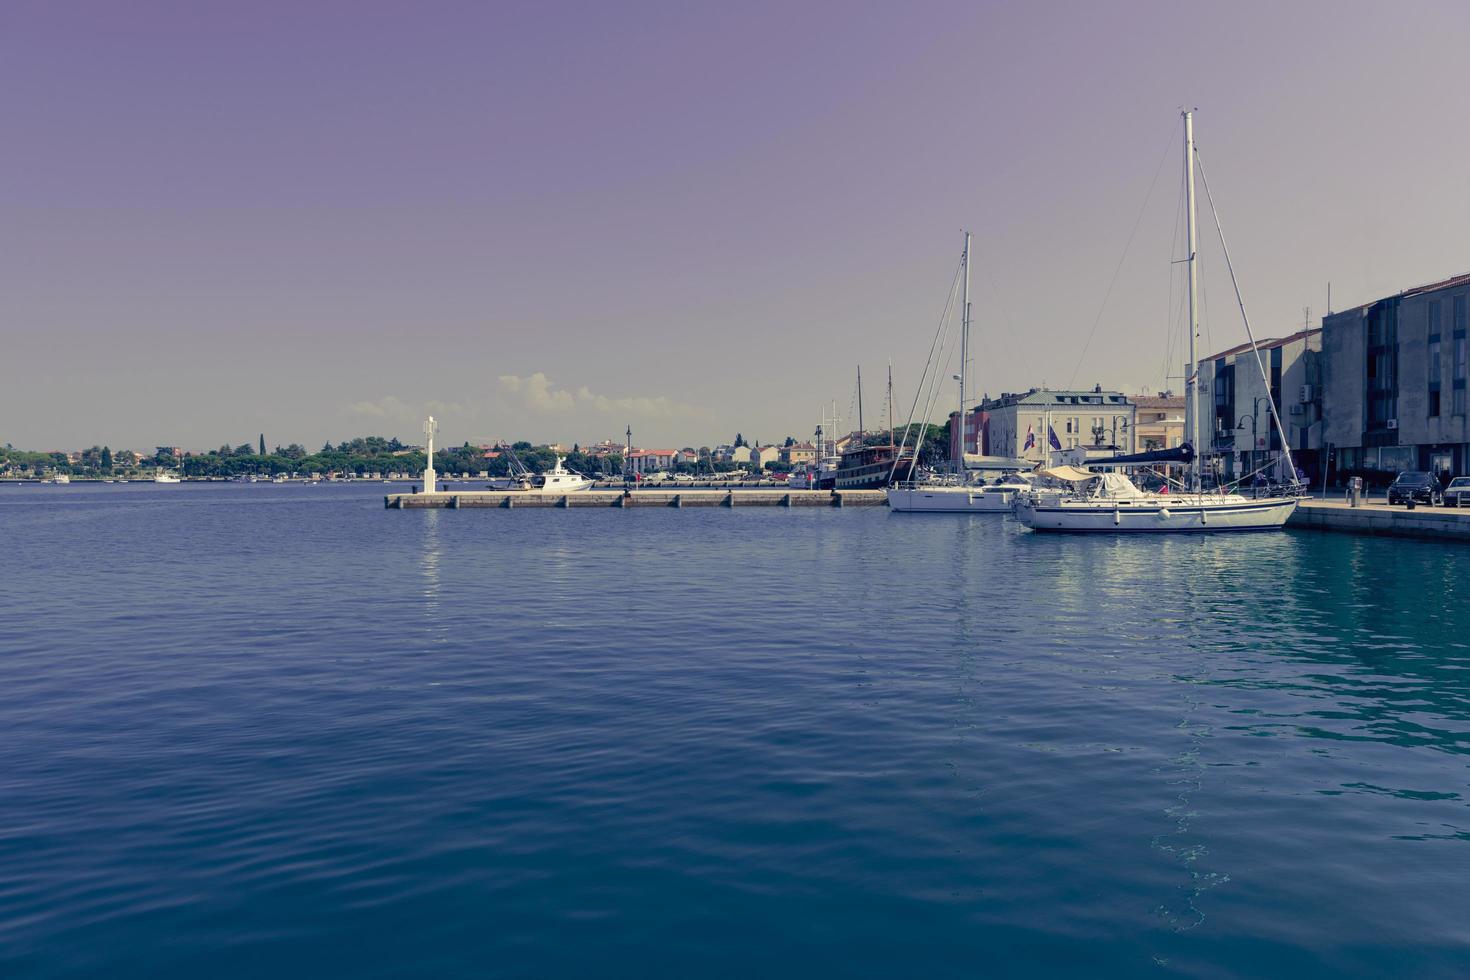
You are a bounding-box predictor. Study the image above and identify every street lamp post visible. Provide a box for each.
[1236,396,1272,476]
[1110,415,1129,452]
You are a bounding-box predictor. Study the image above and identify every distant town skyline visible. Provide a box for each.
[4,1,1469,450]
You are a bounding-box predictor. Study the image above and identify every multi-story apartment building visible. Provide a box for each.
[1196,329,1322,481]
[946,405,986,460]
[980,387,1135,463]
[1322,271,1470,483]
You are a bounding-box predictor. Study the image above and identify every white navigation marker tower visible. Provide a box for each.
[422,416,438,494]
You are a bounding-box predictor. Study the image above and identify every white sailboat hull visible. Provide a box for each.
[1014,494,1297,532]
[886,486,1018,513]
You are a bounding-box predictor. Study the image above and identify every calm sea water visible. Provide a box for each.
[2,483,1469,978]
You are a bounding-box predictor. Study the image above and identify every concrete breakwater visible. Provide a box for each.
[386,489,887,509]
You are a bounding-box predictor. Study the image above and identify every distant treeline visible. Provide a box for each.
[2,422,955,478]
[1,437,623,479]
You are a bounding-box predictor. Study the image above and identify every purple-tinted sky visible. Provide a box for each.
[3,0,1468,450]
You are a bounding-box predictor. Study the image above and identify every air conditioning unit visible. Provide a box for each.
[1299,384,1314,403]
[1289,404,1304,415]
[1386,419,1399,430]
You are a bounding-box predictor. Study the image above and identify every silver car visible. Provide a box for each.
[1445,477,1470,508]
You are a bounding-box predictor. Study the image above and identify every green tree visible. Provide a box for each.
[259,434,266,455]
[100,446,113,473]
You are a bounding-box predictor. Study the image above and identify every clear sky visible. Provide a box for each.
[3,0,1468,451]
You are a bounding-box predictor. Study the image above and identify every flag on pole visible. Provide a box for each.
[1048,425,1062,451]
[1023,426,1035,451]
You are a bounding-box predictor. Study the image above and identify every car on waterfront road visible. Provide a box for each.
[1387,471,1444,507]
[1444,476,1470,507]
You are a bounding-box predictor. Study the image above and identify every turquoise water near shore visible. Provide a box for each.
[2,483,1468,977]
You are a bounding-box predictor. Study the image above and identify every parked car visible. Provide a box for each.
[1386,471,1443,506]
[1444,476,1470,507]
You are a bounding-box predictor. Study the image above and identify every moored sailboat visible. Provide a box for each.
[887,231,1027,512]
[1014,111,1301,533]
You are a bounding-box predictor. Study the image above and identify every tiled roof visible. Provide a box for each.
[1330,270,1470,317]
[1133,394,1184,408]
[1203,327,1320,363]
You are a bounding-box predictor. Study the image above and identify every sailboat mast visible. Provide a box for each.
[857,366,864,439]
[959,231,971,472]
[887,362,895,451]
[1183,110,1201,492]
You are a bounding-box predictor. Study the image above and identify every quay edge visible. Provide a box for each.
[1288,499,1470,542]
[385,489,887,509]
[384,489,1470,543]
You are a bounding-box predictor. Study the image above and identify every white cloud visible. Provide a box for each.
[344,395,473,421]
[497,373,690,419]
[345,395,414,419]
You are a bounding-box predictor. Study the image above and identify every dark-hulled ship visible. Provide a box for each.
[830,443,917,490]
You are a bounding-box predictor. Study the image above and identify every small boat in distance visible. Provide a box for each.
[486,444,536,491]
[153,470,181,484]
[42,473,71,484]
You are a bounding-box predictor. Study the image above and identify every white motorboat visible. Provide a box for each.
[42,473,71,484]
[1014,111,1300,534]
[153,470,182,483]
[888,472,1033,513]
[533,456,592,492]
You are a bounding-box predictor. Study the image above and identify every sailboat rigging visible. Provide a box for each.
[1014,110,1302,533]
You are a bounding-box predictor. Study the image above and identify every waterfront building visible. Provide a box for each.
[1322,271,1470,482]
[779,442,816,466]
[980,387,1135,463]
[626,449,677,475]
[946,405,987,459]
[750,446,780,469]
[1132,392,1185,452]
[1196,329,1322,481]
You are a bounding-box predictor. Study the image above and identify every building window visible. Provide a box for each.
[1429,337,1442,417]
[1456,294,1467,334]
[1457,337,1466,383]
[1456,386,1467,417]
